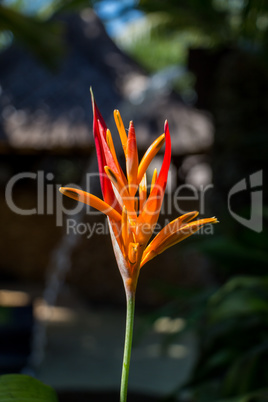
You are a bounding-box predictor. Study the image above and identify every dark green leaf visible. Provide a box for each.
[0,374,58,402]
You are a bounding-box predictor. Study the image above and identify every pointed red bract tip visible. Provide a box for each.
[154,119,171,193]
[126,121,138,193]
[91,92,119,209]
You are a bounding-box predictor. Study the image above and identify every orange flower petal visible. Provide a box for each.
[106,128,121,174]
[137,121,171,242]
[141,216,218,267]
[121,206,131,255]
[104,166,137,218]
[98,121,120,175]
[150,168,158,194]
[137,133,165,184]
[139,173,147,213]
[106,128,128,186]
[59,187,122,222]
[141,211,198,259]
[114,109,128,155]
[136,186,162,243]
[128,242,139,264]
[134,197,139,212]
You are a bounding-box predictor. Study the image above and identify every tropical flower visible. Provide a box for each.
[60,92,217,295]
[59,91,218,402]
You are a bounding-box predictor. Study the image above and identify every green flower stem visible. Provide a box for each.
[120,292,135,402]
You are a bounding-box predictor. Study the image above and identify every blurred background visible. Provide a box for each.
[0,0,267,401]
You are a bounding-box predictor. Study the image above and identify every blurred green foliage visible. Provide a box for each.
[182,222,268,399]
[0,0,90,68]
[144,270,268,401]
[0,3,64,68]
[137,0,268,42]
[118,29,209,73]
[181,275,268,401]
[110,0,268,82]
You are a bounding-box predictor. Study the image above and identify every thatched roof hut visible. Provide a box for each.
[0,9,212,154]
